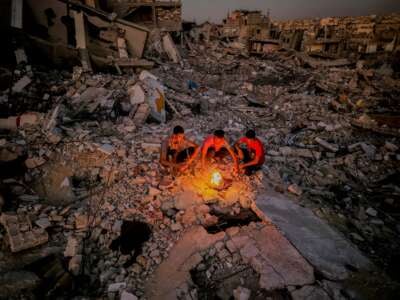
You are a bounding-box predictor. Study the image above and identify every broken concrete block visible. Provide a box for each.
[35,217,51,229]
[360,143,376,157]
[25,157,46,169]
[174,190,203,210]
[141,77,166,123]
[288,184,302,196]
[133,103,151,126]
[64,235,82,257]
[35,165,75,205]
[120,291,138,300]
[108,282,127,293]
[162,33,181,63]
[12,76,31,93]
[384,141,398,152]
[139,70,158,81]
[0,113,42,131]
[68,255,82,276]
[170,222,182,231]
[148,187,161,196]
[366,207,378,217]
[0,213,48,253]
[117,37,129,59]
[97,144,114,155]
[141,142,161,154]
[14,48,27,64]
[315,137,339,152]
[239,241,259,262]
[128,84,145,105]
[233,286,251,300]
[75,213,89,230]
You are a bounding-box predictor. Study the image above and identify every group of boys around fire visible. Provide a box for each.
[160,126,265,177]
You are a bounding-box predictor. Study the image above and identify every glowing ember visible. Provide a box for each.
[210,171,223,187]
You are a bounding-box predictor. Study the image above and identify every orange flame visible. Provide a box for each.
[210,171,223,187]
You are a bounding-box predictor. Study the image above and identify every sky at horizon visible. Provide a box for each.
[182,0,400,23]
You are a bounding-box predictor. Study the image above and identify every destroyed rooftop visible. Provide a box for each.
[0,1,400,300]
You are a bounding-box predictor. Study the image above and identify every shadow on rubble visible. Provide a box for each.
[190,255,290,300]
[110,220,152,268]
[204,204,262,234]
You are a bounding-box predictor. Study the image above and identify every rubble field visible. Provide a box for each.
[1,30,400,300]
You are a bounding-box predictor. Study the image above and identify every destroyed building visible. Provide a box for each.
[274,13,400,58]
[103,0,182,32]
[1,1,400,300]
[222,10,271,42]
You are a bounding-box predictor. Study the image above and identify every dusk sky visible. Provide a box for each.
[182,0,400,23]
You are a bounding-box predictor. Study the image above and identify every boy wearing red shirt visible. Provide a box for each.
[201,129,239,172]
[234,130,265,175]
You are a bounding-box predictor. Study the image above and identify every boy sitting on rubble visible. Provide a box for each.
[234,129,265,175]
[160,126,199,173]
[201,129,239,173]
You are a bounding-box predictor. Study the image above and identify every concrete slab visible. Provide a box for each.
[145,226,225,300]
[232,225,315,290]
[256,189,372,280]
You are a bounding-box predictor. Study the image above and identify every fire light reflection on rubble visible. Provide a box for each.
[210,170,223,187]
[175,163,255,207]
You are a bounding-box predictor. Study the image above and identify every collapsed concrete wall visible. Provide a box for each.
[105,0,182,32]
[20,0,149,69]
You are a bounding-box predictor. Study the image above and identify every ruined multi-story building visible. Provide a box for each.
[103,0,182,31]
[273,13,400,58]
[222,10,271,42]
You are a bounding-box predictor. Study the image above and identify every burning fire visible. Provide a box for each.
[210,171,223,187]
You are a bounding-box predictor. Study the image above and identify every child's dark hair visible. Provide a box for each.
[246,129,256,139]
[173,126,184,134]
[214,129,225,138]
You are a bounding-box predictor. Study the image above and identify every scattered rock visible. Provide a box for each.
[233,286,251,300]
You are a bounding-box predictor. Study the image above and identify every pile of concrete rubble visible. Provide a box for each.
[0,33,399,299]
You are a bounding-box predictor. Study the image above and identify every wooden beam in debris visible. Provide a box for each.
[74,11,87,50]
[73,10,93,72]
[115,58,155,69]
[10,0,23,29]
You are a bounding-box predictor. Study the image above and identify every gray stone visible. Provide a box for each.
[256,190,372,280]
[68,255,82,276]
[315,137,338,152]
[98,144,114,155]
[360,143,376,158]
[64,235,81,257]
[35,217,51,229]
[121,291,138,300]
[108,282,127,293]
[233,286,251,300]
[112,220,123,233]
[321,280,346,300]
[365,207,377,217]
